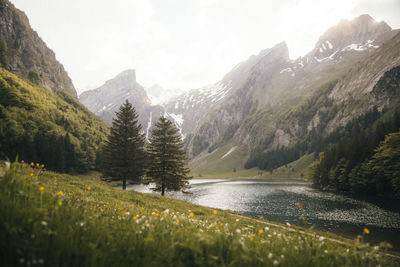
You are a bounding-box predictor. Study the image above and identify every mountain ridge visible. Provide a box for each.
[0,0,77,97]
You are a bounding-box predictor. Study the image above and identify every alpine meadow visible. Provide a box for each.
[1,0,400,266]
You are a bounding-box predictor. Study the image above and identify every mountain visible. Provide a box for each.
[0,67,108,172]
[79,70,151,125]
[0,0,76,97]
[163,14,400,174]
[79,70,170,138]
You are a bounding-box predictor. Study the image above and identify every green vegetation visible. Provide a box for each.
[0,68,109,173]
[1,161,399,266]
[309,104,400,198]
[0,39,9,67]
[101,100,146,189]
[145,117,191,195]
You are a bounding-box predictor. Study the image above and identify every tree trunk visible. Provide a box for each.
[161,184,165,196]
[123,177,126,190]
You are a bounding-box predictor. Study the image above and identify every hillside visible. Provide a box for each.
[0,0,77,97]
[179,15,400,175]
[0,68,108,172]
[1,162,399,266]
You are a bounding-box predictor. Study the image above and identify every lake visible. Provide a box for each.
[127,178,400,250]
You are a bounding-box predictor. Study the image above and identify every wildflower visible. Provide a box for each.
[219,223,223,227]
[258,229,264,234]
[133,216,137,220]
[100,208,104,212]
[56,191,63,196]
[36,163,40,167]
[76,198,81,203]
[363,228,370,235]
[41,221,48,226]
[30,173,34,177]
[324,250,328,254]
[176,219,179,224]
[250,236,254,241]
[213,210,217,215]
[80,222,85,227]
[268,253,273,259]
[189,212,194,217]
[117,216,121,220]
[295,202,303,208]
[58,201,62,206]
[236,229,241,233]
[87,186,91,191]
[39,186,45,192]
[264,226,270,231]
[30,162,34,167]
[273,260,279,265]
[319,236,325,241]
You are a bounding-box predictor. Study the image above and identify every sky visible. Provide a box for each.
[10,0,400,95]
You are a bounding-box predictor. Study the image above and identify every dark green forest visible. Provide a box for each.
[0,68,109,173]
[309,104,400,198]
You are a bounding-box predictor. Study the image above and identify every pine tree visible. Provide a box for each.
[145,116,191,196]
[101,100,146,189]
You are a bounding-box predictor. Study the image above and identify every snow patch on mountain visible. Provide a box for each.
[221,146,237,159]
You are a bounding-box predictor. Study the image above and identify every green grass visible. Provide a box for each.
[260,153,316,179]
[1,161,399,266]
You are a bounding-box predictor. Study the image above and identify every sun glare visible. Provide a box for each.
[280,0,356,58]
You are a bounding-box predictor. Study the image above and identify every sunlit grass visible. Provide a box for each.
[0,161,398,266]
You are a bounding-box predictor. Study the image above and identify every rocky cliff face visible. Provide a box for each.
[165,15,400,172]
[0,0,76,97]
[79,70,152,127]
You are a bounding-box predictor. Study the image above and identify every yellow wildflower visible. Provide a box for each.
[99,208,104,212]
[176,219,179,224]
[219,223,224,227]
[30,162,34,167]
[36,163,40,167]
[56,191,63,196]
[133,216,137,220]
[87,186,91,191]
[258,229,264,234]
[213,210,217,215]
[58,201,62,206]
[189,212,194,217]
[363,228,370,235]
[30,173,34,177]
[117,216,121,220]
[250,236,254,241]
[41,164,44,168]
[39,186,45,192]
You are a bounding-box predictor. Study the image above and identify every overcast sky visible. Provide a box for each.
[10,0,400,94]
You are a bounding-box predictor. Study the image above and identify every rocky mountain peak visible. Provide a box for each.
[79,70,151,125]
[312,14,391,59]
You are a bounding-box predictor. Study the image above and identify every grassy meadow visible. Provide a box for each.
[1,161,399,266]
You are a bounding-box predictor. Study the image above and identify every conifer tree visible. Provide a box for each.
[145,116,191,196]
[101,100,146,189]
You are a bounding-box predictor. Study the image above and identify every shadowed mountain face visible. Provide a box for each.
[0,0,76,97]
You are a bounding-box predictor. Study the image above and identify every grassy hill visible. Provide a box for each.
[1,161,399,266]
[0,68,108,173]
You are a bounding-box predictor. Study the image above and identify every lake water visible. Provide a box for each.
[127,179,400,250]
